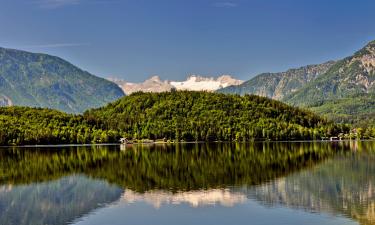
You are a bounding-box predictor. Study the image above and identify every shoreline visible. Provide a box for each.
[0,139,374,148]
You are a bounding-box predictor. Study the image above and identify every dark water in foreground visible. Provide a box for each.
[0,141,375,225]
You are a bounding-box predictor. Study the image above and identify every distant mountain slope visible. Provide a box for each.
[218,40,375,125]
[0,47,124,113]
[218,61,335,100]
[109,75,243,94]
[286,41,375,104]
[284,40,375,124]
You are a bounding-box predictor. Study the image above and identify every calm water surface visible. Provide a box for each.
[0,141,374,225]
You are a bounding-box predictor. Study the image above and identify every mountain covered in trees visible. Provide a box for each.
[0,91,356,145]
[85,91,345,142]
[218,40,375,125]
[0,47,124,113]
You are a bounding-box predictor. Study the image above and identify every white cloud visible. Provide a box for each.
[213,2,238,8]
[33,0,119,9]
[34,0,81,9]
[20,43,91,48]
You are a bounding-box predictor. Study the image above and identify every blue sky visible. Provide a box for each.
[1,0,375,82]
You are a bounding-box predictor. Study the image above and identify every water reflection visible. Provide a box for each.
[248,147,375,225]
[0,141,373,225]
[121,189,246,208]
[0,175,122,225]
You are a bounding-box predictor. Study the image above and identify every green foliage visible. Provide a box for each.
[0,47,124,113]
[0,91,366,145]
[0,106,120,145]
[309,93,375,126]
[85,91,343,142]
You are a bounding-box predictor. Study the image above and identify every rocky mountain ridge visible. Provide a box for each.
[218,61,335,100]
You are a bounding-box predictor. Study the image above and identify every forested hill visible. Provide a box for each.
[0,47,124,113]
[2,91,374,145]
[0,106,121,145]
[85,91,343,141]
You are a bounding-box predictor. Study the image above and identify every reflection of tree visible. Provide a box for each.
[0,142,341,191]
[247,141,375,225]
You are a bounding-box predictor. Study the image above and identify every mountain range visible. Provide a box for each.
[0,47,124,113]
[1,40,374,126]
[109,75,243,95]
[219,40,375,125]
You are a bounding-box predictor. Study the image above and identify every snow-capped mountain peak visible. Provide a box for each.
[108,75,243,94]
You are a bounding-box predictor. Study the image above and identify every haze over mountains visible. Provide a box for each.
[109,75,243,95]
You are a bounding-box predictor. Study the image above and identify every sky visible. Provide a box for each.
[0,0,375,82]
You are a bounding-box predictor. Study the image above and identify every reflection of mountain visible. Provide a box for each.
[248,147,375,225]
[0,175,122,225]
[121,189,246,208]
[0,142,373,225]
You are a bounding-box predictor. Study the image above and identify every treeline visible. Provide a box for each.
[1,91,373,146]
[0,107,120,145]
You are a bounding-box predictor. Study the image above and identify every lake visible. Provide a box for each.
[0,141,374,225]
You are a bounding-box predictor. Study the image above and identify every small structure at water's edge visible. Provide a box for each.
[120,137,171,144]
[120,138,133,144]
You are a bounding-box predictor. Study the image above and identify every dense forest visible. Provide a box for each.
[0,107,120,145]
[85,91,348,142]
[1,91,373,146]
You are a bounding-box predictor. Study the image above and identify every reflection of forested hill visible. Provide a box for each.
[247,141,375,225]
[0,175,122,225]
[0,143,340,191]
[0,142,370,225]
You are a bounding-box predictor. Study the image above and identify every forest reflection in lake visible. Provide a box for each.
[0,141,374,225]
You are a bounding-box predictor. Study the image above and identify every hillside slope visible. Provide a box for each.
[218,61,335,100]
[0,47,124,113]
[85,91,342,141]
[218,40,375,125]
[285,40,375,124]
